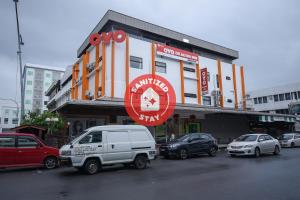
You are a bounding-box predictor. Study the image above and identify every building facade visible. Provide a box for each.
[47,10,296,142]
[248,82,300,114]
[0,99,19,132]
[24,63,65,114]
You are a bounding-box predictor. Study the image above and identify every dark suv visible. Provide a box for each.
[159,133,218,159]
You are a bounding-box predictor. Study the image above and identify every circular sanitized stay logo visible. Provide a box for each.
[124,74,176,126]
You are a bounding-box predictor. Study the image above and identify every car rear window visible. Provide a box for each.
[0,136,15,148]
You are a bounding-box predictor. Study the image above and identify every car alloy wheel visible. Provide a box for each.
[179,149,188,160]
[291,142,295,148]
[254,147,260,158]
[274,145,280,155]
[209,147,217,157]
[44,157,57,169]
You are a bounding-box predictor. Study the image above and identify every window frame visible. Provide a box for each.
[130,56,143,69]
[155,61,167,73]
[17,136,39,148]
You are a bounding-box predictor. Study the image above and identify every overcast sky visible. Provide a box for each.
[1,0,300,102]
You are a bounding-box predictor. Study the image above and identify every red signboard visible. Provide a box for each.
[89,30,126,46]
[156,44,199,63]
[201,68,208,95]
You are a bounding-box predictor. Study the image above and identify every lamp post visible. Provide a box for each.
[13,0,25,121]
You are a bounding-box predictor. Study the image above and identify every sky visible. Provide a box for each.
[1,0,300,102]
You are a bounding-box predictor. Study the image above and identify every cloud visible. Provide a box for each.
[0,0,299,101]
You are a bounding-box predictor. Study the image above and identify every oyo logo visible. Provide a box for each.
[124,74,176,126]
[89,30,126,46]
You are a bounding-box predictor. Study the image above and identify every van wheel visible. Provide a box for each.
[273,145,280,155]
[84,159,101,175]
[44,156,57,169]
[134,155,148,169]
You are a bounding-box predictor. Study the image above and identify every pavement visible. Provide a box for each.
[1,148,300,200]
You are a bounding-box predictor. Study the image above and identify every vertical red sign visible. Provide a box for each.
[201,68,208,95]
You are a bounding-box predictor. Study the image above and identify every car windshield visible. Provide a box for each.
[235,135,258,142]
[176,134,191,142]
[279,135,293,140]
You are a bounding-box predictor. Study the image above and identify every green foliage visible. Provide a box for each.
[22,111,65,134]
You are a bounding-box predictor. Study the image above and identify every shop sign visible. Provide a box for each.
[124,74,176,126]
[89,30,126,46]
[156,44,199,63]
[201,68,208,95]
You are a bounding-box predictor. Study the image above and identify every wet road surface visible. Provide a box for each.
[1,148,300,200]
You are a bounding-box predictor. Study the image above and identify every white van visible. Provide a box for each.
[59,125,156,174]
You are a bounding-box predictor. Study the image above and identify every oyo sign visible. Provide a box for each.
[156,44,199,63]
[89,30,126,46]
[201,68,208,95]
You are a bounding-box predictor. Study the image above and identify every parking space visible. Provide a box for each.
[1,148,300,200]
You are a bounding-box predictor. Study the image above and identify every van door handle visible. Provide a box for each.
[111,144,115,149]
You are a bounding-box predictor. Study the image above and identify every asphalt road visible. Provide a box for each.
[1,148,300,200]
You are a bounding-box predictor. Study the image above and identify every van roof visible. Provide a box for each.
[88,125,148,131]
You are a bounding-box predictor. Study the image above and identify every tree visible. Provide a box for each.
[22,111,65,135]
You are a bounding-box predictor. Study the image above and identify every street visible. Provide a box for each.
[0,148,300,200]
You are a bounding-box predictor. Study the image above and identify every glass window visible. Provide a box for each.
[155,61,166,73]
[26,90,32,95]
[236,135,258,142]
[0,136,15,148]
[226,76,231,80]
[274,95,279,102]
[184,93,197,98]
[12,110,18,117]
[4,118,8,124]
[27,80,32,85]
[292,92,298,100]
[298,91,300,99]
[17,136,38,148]
[258,97,262,104]
[203,96,211,106]
[258,135,266,141]
[130,56,143,69]
[262,96,268,103]
[25,99,31,104]
[12,118,18,124]
[4,109,9,115]
[183,67,195,72]
[27,71,33,76]
[79,131,102,144]
[279,94,284,101]
[199,134,211,140]
[254,98,258,104]
[285,93,291,100]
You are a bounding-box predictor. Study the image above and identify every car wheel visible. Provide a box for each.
[254,147,260,158]
[291,142,295,148]
[273,145,280,155]
[84,159,101,175]
[208,146,217,157]
[179,149,188,160]
[134,155,148,169]
[44,157,57,169]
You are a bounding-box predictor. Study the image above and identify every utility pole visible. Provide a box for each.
[13,0,25,121]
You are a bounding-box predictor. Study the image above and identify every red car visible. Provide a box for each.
[0,133,59,169]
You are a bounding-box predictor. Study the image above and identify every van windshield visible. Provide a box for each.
[69,130,89,144]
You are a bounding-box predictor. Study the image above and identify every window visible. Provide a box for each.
[130,56,143,69]
[44,101,48,105]
[279,94,284,101]
[258,135,266,142]
[17,136,38,148]
[258,97,262,104]
[26,90,32,95]
[254,98,258,104]
[25,99,31,104]
[227,99,233,103]
[298,91,300,99]
[27,71,33,76]
[203,96,211,106]
[262,96,268,103]
[4,109,9,115]
[12,118,18,124]
[27,80,32,85]
[285,93,291,100]
[184,93,197,98]
[4,118,8,124]
[199,134,211,140]
[226,76,231,80]
[274,95,279,102]
[292,92,298,100]
[0,136,15,148]
[155,61,166,73]
[183,67,195,72]
[12,110,18,117]
[79,131,102,144]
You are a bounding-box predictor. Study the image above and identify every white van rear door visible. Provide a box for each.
[102,131,133,162]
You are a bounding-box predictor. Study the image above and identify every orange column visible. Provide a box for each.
[240,66,246,111]
[196,63,202,105]
[125,36,129,87]
[74,63,79,100]
[232,64,238,110]
[81,53,88,100]
[101,42,106,97]
[94,44,100,99]
[71,65,75,100]
[217,59,224,108]
[111,40,115,98]
[151,43,155,75]
[180,60,185,104]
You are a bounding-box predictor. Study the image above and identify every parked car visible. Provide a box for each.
[159,133,218,159]
[227,134,281,157]
[0,133,59,169]
[59,125,156,175]
[278,133,300,147]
